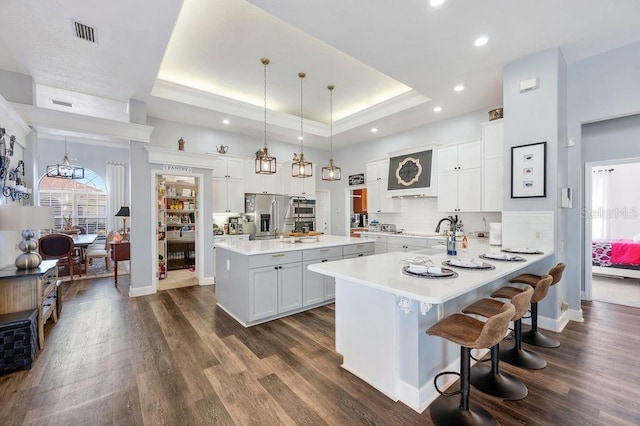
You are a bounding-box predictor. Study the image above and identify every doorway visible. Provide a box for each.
[345,186,368,237]
[315,189,331,235]
[155,173,200,291]
[585,159,640,308]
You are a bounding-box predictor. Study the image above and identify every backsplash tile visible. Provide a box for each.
[368,197,501,236]
[501,211,554,250]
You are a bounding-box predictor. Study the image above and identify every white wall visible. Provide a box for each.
[596,162,640,240]
[566,40,640,305]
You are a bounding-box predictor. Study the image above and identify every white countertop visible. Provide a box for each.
[308,240,553,304]
[357,231,446,240]
[215,235,373,255]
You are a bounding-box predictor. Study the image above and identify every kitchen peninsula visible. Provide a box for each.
[215,236,374,327]
[308,241,553,413]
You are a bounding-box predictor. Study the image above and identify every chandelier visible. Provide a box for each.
[322,85,341,181]
[255,58,277,174]
[292,72,312,178]
[46,137,85,179]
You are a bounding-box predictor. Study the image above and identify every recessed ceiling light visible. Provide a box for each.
[222,119,230,125]
[433,106,442,113]
[454,85,465,92]
[474,36,489,47]
[371,128,378,133]
[429,0,445,7]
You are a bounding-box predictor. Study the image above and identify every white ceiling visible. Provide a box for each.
[1,0,640,150]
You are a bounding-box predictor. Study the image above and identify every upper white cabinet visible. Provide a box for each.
[365,159,399,213]
[244,158,283,194]
[282,162,316,197]
[437,141,482,212]
[212,156,245,213]
[482,119,504,212]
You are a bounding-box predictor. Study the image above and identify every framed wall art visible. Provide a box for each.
[510,141,547,198]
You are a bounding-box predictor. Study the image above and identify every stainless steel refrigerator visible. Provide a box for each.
[244,193,294,240]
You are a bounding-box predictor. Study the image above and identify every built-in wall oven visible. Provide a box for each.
[291,198,316,217]
[293,218,315,233]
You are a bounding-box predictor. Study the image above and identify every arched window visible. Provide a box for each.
[38,169,108,233]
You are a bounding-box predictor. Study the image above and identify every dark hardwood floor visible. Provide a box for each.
[1,276,639,425]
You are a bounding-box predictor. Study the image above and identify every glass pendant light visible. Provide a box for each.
[46,137,85,179]
[292,72,312,178]
[255,58,277,174]
[322,85,341,181]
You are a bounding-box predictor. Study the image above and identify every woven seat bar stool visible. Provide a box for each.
[509,263,565,348]
[492,275,553,370]
[461,285,534,400]
[427,302,515,426]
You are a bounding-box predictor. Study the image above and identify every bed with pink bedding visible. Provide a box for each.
[592,239,640,277]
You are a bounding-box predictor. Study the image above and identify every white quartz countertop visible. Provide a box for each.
[215,235,373,255]
[357,231,446,240]
[308,241,553,304]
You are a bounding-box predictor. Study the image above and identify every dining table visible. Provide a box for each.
[72,234,99,271]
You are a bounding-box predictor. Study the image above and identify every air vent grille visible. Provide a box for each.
[51,99,73,108]
[74,22,96,43]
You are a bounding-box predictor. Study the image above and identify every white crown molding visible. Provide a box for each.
[146,146,218,169]
[9,102,154,143]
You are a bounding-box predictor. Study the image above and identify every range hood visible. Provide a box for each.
[386,146,437,197]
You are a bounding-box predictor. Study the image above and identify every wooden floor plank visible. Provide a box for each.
[1,277,639,425]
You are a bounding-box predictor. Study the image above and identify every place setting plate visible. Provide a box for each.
[442,259,496,270]
[501,248,544,255]
[401,264,458,279]
[480,253,526,262]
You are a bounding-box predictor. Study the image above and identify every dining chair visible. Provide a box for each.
[85,231,115,274]
[39,233,82,283]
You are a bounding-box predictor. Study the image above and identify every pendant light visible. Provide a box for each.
[255,58,277,174]
[46,137,85,179]
[292,72,312,178]
[322,85,341,181]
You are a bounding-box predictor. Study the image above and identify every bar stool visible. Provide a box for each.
[492,275,553,370]
[427,302,515,426]
[509,263,566,348]
[461,285,534,400]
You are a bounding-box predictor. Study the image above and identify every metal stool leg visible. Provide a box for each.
[499,319,547,370]
[470,344,528,400]
[430,347,498,426]
[521,302,561,348]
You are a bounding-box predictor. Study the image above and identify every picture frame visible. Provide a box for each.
[511,141,547,198]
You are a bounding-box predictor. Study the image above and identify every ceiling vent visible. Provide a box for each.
[51,99,74,108]
[74,21,96,43]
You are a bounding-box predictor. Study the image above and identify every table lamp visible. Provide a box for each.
[115,206,130,241]
[0,205,55,269]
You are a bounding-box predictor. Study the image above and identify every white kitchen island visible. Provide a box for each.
[214,235,374,327]
[308,241,554,413]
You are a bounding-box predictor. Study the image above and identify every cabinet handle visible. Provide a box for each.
[358,253,364,257]
[272,254,285,258]
[320,249,329,252]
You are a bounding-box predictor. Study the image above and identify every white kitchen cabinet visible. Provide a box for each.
[282,162,316,197]
[482,119,504,212]
[360,233,388,254]
[213,177,245,213]
[366,159,399,213]
[244,158,283,194]
[302,246,343,306]
[213,156,245,213]
[213,156,245,179]
[386,235,429,253]
[249,256,302,322]
[437,140,482,212]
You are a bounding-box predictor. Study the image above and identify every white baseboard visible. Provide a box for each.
[200,276,215,285]
[129,285,155,297]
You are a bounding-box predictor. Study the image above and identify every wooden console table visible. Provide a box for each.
[0,260,59,349]
[110,242,130,287]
